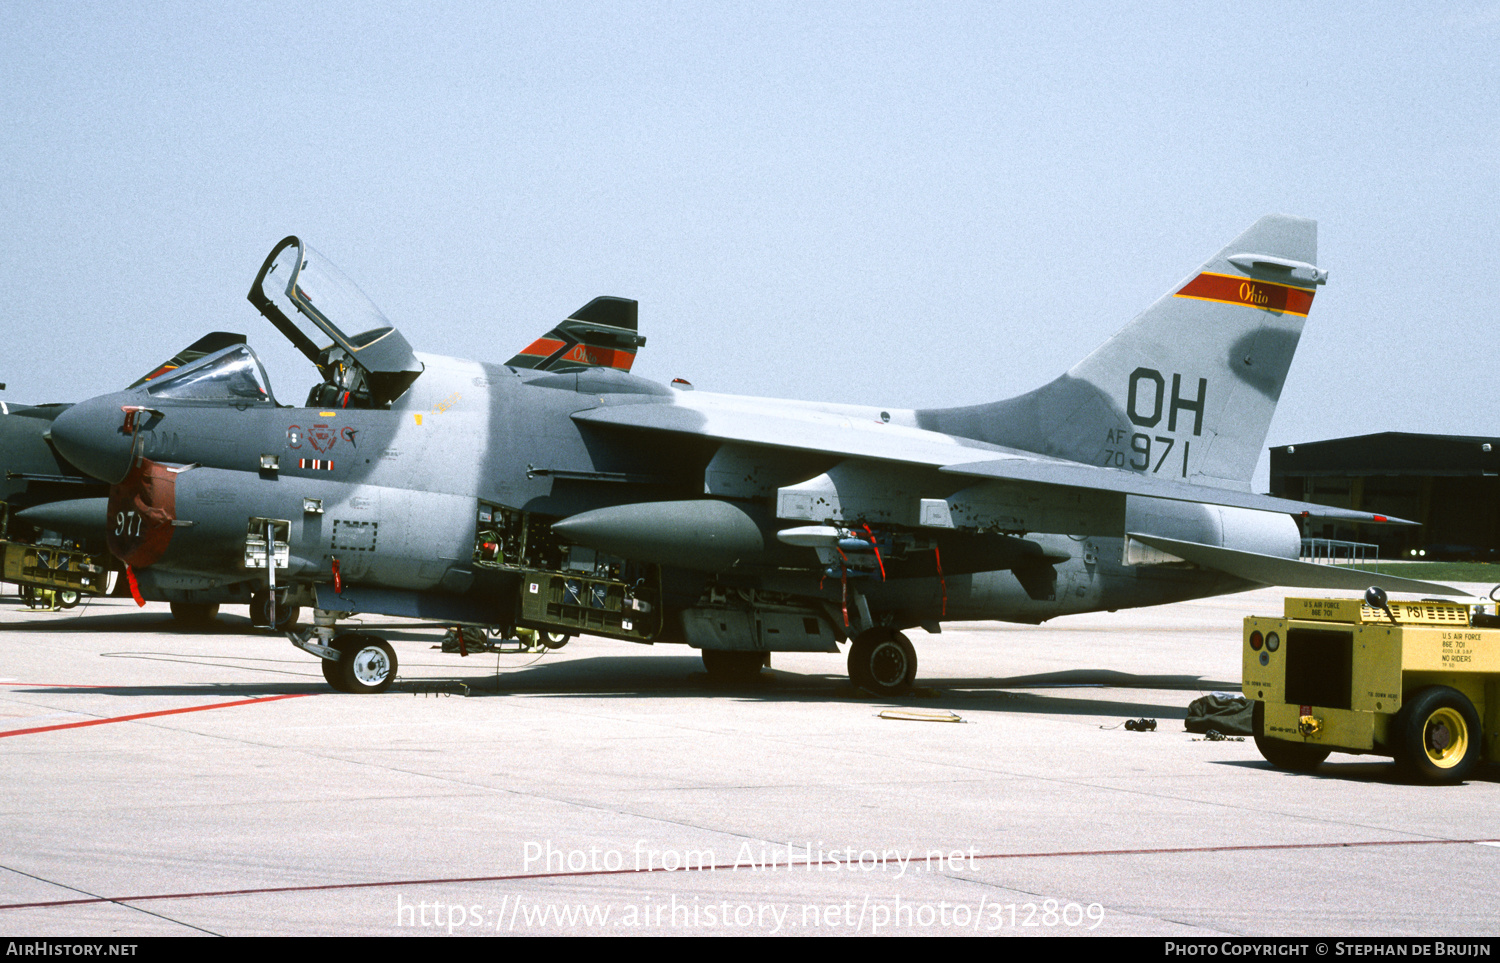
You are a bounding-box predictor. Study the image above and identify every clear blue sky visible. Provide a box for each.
[3,2,1496,488]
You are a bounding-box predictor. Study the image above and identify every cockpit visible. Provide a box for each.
[248,236,424,409]
[145,344,276,405]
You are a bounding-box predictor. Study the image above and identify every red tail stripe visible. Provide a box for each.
[1175,272,1315,317]
[517,338,567,358]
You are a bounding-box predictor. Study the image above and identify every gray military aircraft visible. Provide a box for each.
[0,334,258,608]
[44,216,1450,695]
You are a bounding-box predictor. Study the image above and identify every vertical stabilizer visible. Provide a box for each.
[508,296,645,373]
[917,215,1325,491]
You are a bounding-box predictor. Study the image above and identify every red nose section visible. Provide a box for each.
[106,458,178,568]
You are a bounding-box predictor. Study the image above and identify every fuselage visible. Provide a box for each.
[49,346,1297,633]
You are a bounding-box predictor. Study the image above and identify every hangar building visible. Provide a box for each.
[1268,432,1500,561]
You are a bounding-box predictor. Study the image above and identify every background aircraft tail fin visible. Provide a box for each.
[507,296,646,373]
[917,215,1325,491]
[127,332,248,389]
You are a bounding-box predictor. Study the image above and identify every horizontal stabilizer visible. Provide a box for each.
[1127,533,1469,597]
[944,459,1413,526]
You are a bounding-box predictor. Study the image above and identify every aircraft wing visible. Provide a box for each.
[573,400,999,467]
[1126,533,1470,597]
[572,401,1409,526]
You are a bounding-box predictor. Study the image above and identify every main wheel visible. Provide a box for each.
[57,589,80,609]
[329,633,398,694]
[701,649,766,681]
[1392,686,1482,784]
[276,604,301,631]
[1251,701,1330,772]
[170,602,220,627]
[540,631,572,650]
[848,629,917,696]
[252,592,300,632]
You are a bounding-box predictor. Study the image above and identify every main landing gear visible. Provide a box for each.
[847,627,917,696]
[250,590,300,632]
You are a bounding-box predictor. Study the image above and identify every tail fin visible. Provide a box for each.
[917,215,1326,491]
[127,332,248,389]
[507,296,645,373]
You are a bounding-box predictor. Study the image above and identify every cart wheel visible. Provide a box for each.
[1392,686,1482,784]
[1252,701,1330,772]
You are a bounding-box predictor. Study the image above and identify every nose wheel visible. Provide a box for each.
[322,633,398,694]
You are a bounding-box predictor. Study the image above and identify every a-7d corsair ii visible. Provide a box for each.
[47,217,1442,694]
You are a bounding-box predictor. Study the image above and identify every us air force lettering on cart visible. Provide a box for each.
[47,217,1452,695]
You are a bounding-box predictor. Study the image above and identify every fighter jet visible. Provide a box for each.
[46,216,1447,695]
[0,334,254,608]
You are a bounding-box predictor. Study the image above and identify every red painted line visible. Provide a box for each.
[0,693,314,739]
[4,683,123,688]
[1,837,1491,910]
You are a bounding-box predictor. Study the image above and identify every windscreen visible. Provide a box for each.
[146,344,275,404]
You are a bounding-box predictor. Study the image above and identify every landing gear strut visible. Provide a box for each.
[293,609,396,694]
[848,628,917,696]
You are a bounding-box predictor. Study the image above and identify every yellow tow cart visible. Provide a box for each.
[1243,593,1500,783]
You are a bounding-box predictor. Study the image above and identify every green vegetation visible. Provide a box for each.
[1371,561,1500,583]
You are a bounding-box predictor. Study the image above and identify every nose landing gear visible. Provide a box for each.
[320,632,398,694]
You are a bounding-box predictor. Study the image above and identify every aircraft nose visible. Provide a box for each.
[49,394,141,485]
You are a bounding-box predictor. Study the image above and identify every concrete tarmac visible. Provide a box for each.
[1,586,1496,937]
